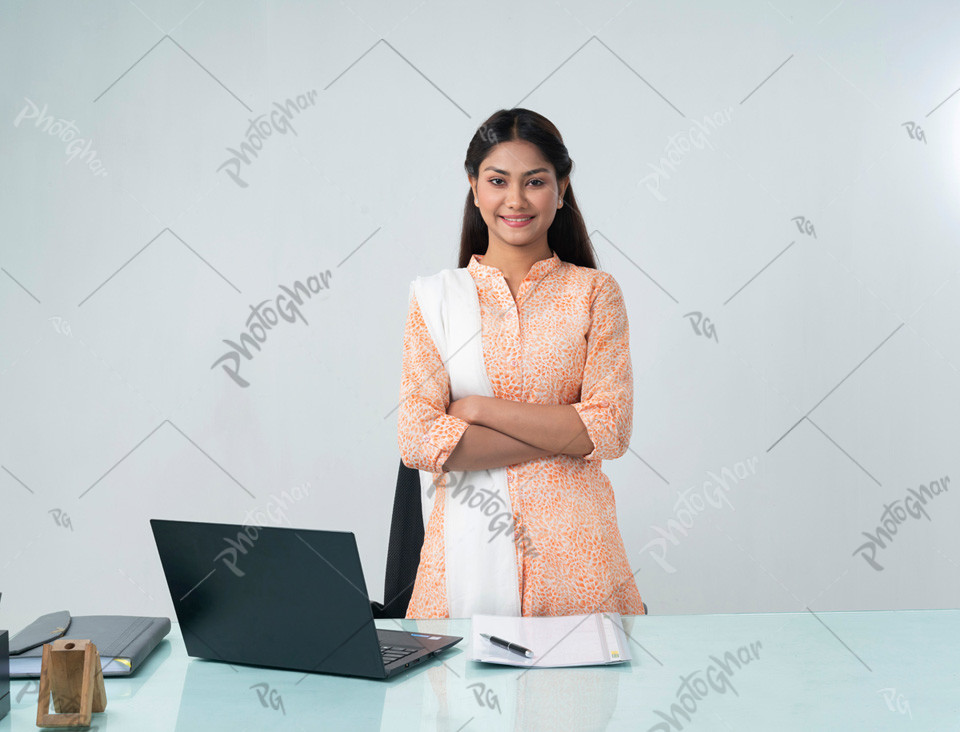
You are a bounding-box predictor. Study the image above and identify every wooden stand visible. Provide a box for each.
[36,639,106,728]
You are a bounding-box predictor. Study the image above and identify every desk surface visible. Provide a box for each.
[3,609,958,731]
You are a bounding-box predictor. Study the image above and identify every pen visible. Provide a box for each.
[480,633,534,658]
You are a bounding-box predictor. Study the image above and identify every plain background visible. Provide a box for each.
[1,0,959,634]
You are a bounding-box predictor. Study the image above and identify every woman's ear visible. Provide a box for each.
[467,175,477,204]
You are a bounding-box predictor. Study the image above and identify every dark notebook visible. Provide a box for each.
[8,613,170,677]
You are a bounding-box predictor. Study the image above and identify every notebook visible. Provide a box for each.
[1,594,8,721]
[8,613,170,677]
[150,519,462,679]
[471,612,632,667]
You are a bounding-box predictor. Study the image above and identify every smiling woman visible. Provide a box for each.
[397,108,645,619]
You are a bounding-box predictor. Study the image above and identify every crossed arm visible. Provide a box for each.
[397,273,632,476]
[440,396,594,472]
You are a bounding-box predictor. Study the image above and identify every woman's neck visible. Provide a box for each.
[477,241,553,284]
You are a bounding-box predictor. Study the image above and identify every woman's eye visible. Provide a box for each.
[488,178,546,186]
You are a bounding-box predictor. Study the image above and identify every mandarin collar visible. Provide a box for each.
[467,250,562,281]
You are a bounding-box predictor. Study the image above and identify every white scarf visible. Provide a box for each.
[411,268,522,618]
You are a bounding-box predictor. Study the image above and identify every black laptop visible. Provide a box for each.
[150,519,461,679]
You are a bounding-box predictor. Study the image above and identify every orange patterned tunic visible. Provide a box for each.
[397,249,644,618]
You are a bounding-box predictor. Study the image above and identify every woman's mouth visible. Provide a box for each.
[500,215,534,228]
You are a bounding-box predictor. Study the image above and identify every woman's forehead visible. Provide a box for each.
[481,140,554,174]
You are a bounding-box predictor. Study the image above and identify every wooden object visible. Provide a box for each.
[36,639,106,728]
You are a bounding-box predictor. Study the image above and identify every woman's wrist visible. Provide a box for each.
[469,395,490,426]
[447,395,487,425]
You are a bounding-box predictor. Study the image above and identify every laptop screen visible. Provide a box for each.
[150,519,387,678]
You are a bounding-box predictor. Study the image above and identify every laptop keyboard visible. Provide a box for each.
[380,644,418,665]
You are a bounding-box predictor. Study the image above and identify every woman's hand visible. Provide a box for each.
[447,395,485,424]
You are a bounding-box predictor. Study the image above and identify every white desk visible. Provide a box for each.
[3,609,958,731]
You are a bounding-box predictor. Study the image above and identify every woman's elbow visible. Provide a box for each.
[399,446,423,472]
[598,414,632,460]
[397,433,423,471]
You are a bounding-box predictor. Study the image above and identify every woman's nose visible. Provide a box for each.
[505,184,526,206]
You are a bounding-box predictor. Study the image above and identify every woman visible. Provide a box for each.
[397,108,644,618]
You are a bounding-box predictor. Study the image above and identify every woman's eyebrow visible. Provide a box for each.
[482,166,550,176]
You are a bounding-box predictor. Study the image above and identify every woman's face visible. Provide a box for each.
[469,139,568,253]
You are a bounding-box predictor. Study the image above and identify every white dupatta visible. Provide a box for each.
[410,268,522,618]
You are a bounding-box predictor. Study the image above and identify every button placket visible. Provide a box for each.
[497,285,521,384]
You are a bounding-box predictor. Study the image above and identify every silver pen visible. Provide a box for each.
[481,633,534,658]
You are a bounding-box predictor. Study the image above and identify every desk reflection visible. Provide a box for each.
[173,623,627,732]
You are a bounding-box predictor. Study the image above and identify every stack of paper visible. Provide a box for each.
[470,612,632,668]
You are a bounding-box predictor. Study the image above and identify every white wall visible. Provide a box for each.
[2,0,959,633]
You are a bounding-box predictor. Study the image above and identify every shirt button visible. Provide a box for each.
[510,359,518,368]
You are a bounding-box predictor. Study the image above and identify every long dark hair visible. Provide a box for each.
[458,108,597,269]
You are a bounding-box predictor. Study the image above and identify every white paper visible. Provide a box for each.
[470,612,632,668]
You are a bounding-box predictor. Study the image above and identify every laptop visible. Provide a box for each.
[150,519,462,679]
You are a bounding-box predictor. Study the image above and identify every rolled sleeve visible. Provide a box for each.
[571,273,633,461]
[397,290,471,473]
